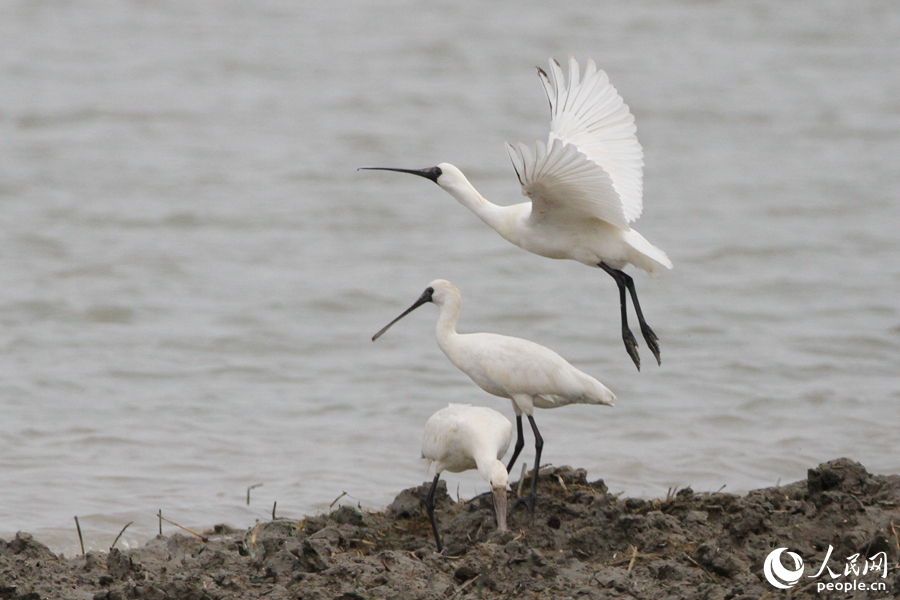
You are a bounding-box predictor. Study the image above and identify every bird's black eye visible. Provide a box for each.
[424,286,435,301]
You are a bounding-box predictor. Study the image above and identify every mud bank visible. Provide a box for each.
[2,458,899,599]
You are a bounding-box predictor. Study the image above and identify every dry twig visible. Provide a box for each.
[158,514,209,542]
[449,574,480,600]
[246,483,263,505]
[891,520,900,552]
[330,491,348,509]
[111,522,133,550]
[74,517,85,555]
[516,463,527,497]
[683,552,716,582]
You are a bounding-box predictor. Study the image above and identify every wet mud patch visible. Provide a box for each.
[2,459,899,599]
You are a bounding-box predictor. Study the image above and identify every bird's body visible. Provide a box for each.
[433,163,669,276]
[421,403,512,552]
[363,57,672,370]
[374,279,614,510]
[422,404,511,482]
[435,320,615,418]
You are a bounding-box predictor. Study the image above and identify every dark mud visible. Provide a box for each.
[2,458,899,599]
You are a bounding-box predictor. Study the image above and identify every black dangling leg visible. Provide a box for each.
[622,272,661,366]
[505,415,525,473]
[424,473,443,553]
[599,262,641,370]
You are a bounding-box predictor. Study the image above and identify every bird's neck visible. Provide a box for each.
[444,180,522,242]
[434,298,460,346]
[433,297,462,359]
[476,458,509,489]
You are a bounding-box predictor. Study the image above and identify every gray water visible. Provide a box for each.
[2,0,899,556]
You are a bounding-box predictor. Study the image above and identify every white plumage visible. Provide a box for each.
[362,56,672,371]
[422,404,512,477]
[420,403,512,552]
[374,279,615,511]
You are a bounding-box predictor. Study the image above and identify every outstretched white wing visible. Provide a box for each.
[508,56,644,226]
[506,139,630,230]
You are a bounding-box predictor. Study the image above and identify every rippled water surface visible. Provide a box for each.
[2,0,899,554]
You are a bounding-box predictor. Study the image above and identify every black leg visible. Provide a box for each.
[424,473,443,553]
[622,272,661,366]
[515,415,544,514]
[506,415,525,473]
[599,262,641,370]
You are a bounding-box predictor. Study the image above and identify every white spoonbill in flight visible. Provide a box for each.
[421,403,512,553]
[362,56,672,371]
[373,279,615,511]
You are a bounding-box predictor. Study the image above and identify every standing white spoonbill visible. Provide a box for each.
[421,403,512,553]
[362,56,672,371]
[373,279,615,511]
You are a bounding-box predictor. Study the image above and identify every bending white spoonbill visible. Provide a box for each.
[421,403,512,553]
[361,56,672,371]
[373,279,615,511]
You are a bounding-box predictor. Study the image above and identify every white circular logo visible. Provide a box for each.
[763,548,804,589]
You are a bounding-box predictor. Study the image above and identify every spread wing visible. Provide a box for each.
[505,138,630,230]
[507,56,644,227]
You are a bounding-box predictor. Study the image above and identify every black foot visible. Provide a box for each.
[623,328,641,371]
[512,492,537,515]
[640,323,661,366]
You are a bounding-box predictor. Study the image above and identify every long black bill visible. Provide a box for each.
[358,166,442,184]
[372,287,434,341]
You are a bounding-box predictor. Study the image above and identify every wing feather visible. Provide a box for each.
[537,56,645,223]
[506,138,630,230]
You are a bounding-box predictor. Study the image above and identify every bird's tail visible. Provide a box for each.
[577,372,616,407]
[623,230,673,276]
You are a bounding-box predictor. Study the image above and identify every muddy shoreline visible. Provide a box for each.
[2,458,899,599]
